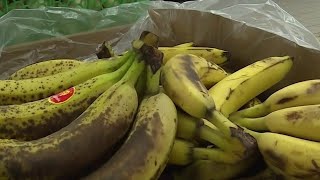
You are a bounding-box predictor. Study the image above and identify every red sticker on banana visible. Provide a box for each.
[48,87,75,104]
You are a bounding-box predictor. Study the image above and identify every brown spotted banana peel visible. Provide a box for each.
[159,46,230,65]
[0,51,130,105]
[230,79,320,119]
[164,53,228,88]
[233,104,320,142]
[161,54,258,164]
[208,56,293,118]
[0,53,136,140]
[8,59,83,80]
[0,56,145,180]
[246,129,320,180]
[84,65,178,180]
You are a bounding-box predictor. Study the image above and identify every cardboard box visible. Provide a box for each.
[1,8,319,96]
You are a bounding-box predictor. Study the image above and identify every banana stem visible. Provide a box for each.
[232,117,268,131]
[108,50,133,66]
[121,54,145,87]
[198,125,234,151]
[207,110,238,138]
[243,128,261,139]
[109,52,136,78]
[145,66,161,95]
[193,147,241,164]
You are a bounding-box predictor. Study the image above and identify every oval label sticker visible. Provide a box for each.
[48,87,75,104]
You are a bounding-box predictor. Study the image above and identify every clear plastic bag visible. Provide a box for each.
[113,0,320,53]
[0,0,319,79]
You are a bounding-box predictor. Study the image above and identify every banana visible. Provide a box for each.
[159,47,230,65]
[246,129,320,179]
[161,53,257,163]
[0,55,145,179]
[84,62,177,180]
[168,138,245,165]
[0,53,127,105]
[230,79,320,119]
[8,59,83,80]
[173,155,258,180]
[233,104,320,142]
[0,52,135,140]
[208,56,293,117]
[173,42,194,48]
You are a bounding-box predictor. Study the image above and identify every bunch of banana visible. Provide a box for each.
[230,79,320,118]
[0,54,127,105]
[208,56,293,117]
[0,52,135,140]
[5,29,320,180]
[245,129,320,179]
[0,50,145,179]
[230,104,320,142]
[84,61,177,179]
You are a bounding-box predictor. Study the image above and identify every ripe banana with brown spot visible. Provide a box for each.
[9,59,83,80]
[0,53,135,140]
[166,53,228,88]
[233,104,320,142]
[159,47,230,65]
[0,56,145,180]
[161,54,257,164]
[84,65,177,180]
[208,56,293,117]
[230,79,320,119]
[0,53,127,105]
[246,129,320,179]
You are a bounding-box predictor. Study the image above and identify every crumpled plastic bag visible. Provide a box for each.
[0,0,319,79]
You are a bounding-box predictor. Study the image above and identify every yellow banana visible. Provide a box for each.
[84,63,177,180]
[208,56,293,117]
[163,52,228,88]
[0,52,135,140]
[9,59,83,80]
[233,104,320,142]
[247,129,320,179]
[0,57,145,179]
[159,47,230,65]
[161,54,257,163]
[0,54,127,105]
[173,42,194,48]
[231,79,320,119]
